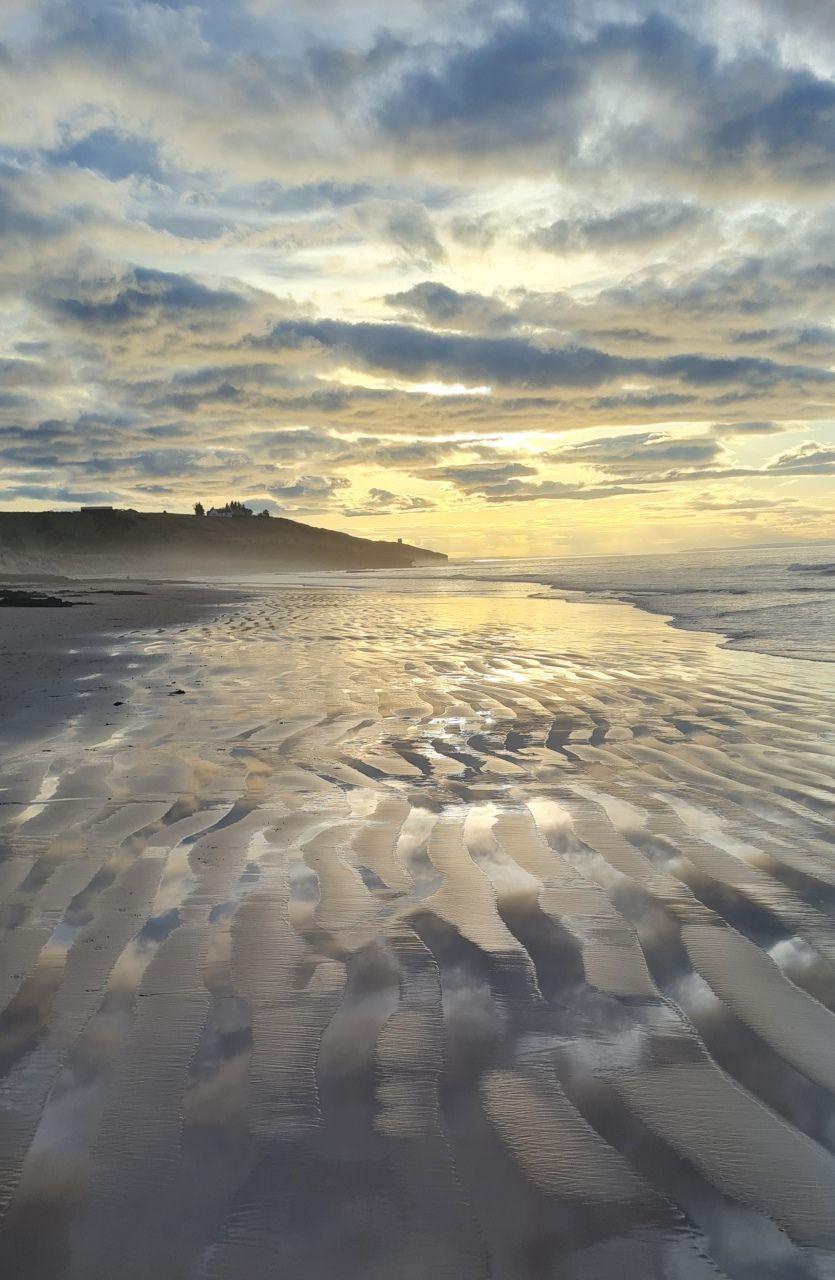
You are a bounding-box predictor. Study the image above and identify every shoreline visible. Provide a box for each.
[293,546,835,665]
[537,583,835,664]
[208,560,835,666]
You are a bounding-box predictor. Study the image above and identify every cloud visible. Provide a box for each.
[545,427,835,487]
[732,325,835,354]
[710,420,788,436]
[0,483,130,506]
[257,317,627,386]
[385,281,512,331]
[424,458,642,504]
[0,160,110,252]
[268,474,351,509]
[548,431,725,476]
[690,494,795,517]
[50,127,166,182]
[709,73,835,186]
[367,226,835,367]
[765,441,835,473]
[589,392,696,411]
[449,213,498,249]
[45,266,249,329]
[686,492,829,522]
[375,9,588,157]
[343,487,435,516]
[379,202,445,263]
[258,317,833,392]
[0,0,832,541]
[530,202,706,253]
[427,461,538,490]
[374,8,835,191]
[465,479,642,504]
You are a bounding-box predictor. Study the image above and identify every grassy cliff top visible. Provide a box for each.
[0,508,447,577]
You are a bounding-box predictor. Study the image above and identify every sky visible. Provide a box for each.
[1,0,834,558]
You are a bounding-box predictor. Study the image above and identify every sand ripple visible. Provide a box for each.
[1,586,834,1279]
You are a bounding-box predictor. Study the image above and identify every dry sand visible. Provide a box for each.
[0,578,834,1279]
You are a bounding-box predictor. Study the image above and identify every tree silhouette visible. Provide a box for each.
[194,501,205,516]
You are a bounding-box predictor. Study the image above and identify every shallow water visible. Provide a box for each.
[234,539,835,662]
[1,584,834,1279]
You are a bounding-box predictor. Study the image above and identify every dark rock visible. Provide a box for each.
[0,588,74,608]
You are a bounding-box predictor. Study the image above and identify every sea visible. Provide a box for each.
[280,538,835,663]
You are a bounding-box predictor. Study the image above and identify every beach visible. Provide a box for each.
[1,573,834,1279]
[0,580,246,752]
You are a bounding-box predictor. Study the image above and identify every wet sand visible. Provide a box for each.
[0,580,242,750]
[1,580,834,1279]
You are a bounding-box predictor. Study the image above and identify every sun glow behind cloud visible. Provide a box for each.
[331,368,493,397]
